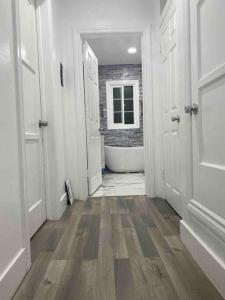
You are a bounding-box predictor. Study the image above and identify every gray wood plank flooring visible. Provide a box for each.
[14,196,224,300]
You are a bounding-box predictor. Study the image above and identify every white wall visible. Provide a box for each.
[0,1,29,298]
[63,0,159,29]
[28,0,163,215]
[38,0,89,204]
[50,0,89,201]
[48,5,67,218]
[35,0,163,206]
[52,0,163,200]
[61,26,81,199]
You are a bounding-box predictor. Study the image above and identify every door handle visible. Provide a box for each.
[171,115,180,122]
[39,120,48,128]
[184,104,198,115]
[185,105,192,115]
[191,103,198,115]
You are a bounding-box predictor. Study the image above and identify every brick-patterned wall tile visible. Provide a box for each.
[99,64,143,147]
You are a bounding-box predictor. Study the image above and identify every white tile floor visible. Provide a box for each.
[91,172,145,197]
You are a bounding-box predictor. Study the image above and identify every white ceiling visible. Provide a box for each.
[84,34,142,65]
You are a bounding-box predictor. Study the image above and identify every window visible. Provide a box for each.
[106,80,140,129]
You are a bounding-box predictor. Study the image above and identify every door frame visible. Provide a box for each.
[11,0,31,273]
[72,24,156,199]
[35,0,53,220]
[175,0,193,217]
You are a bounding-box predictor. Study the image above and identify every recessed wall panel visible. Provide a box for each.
[198,0,225,77]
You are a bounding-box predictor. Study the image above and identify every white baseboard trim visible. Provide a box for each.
[180,221,225,298]
[0,248,27,300]
[188,199,225,244]
[58,192,68,219]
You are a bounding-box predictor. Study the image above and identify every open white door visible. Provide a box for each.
[19,0,46,237]
[83,41,102,195]
[161,0,183,216]
[190,0,225,219]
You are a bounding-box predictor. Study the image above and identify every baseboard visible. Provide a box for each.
[188,199,225,244]
[58,192,68,219]
[180,221,225,298]
[0,248,27,300]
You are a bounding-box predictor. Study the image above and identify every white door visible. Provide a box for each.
[161,0,182,215]
[19,0,46,237]
[190,0,225,218]
[83,42,102,195]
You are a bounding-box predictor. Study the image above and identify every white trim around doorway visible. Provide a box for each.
[72,24,157,200]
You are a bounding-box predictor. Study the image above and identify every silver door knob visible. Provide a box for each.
[191,103,198,115]
[39,120,48,128]
[184,104,198,115]
[185,105,192,115]
[171,115,180,122]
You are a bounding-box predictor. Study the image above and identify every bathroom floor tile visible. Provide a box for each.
[91,172,145,197]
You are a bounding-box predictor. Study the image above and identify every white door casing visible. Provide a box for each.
[72,26,155,200]
[83,41,102,195]
[190,0,225,218]
[161,0,182,215]
[19,0,46,237]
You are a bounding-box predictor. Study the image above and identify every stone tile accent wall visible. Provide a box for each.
[99,64,143,147]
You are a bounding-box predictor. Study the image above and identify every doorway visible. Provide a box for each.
[82,33,146,197]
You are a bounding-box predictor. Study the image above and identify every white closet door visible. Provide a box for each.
[190,0,225,217]
[161,0,182,215]
[19,0,46,237]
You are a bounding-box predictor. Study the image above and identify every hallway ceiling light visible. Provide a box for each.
[128,47,137,54]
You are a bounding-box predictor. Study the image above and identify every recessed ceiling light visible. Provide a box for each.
[128,47,137,54]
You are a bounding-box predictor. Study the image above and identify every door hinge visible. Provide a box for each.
[162,169,166,181]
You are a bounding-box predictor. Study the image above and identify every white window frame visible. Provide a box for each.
[106,80,140,130]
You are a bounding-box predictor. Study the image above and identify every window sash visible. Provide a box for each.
[106,80,139,130]
[112,85,134,125]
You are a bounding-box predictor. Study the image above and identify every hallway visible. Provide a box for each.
[14,196,223,300]
[1,0,225,298]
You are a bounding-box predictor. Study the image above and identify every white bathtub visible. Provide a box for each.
[105,145,144,173]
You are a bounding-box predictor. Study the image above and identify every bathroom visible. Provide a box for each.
[83,33,145,197]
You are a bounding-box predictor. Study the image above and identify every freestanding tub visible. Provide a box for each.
[105,145,144,173]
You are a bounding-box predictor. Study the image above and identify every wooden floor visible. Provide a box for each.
[14,196,224,300]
